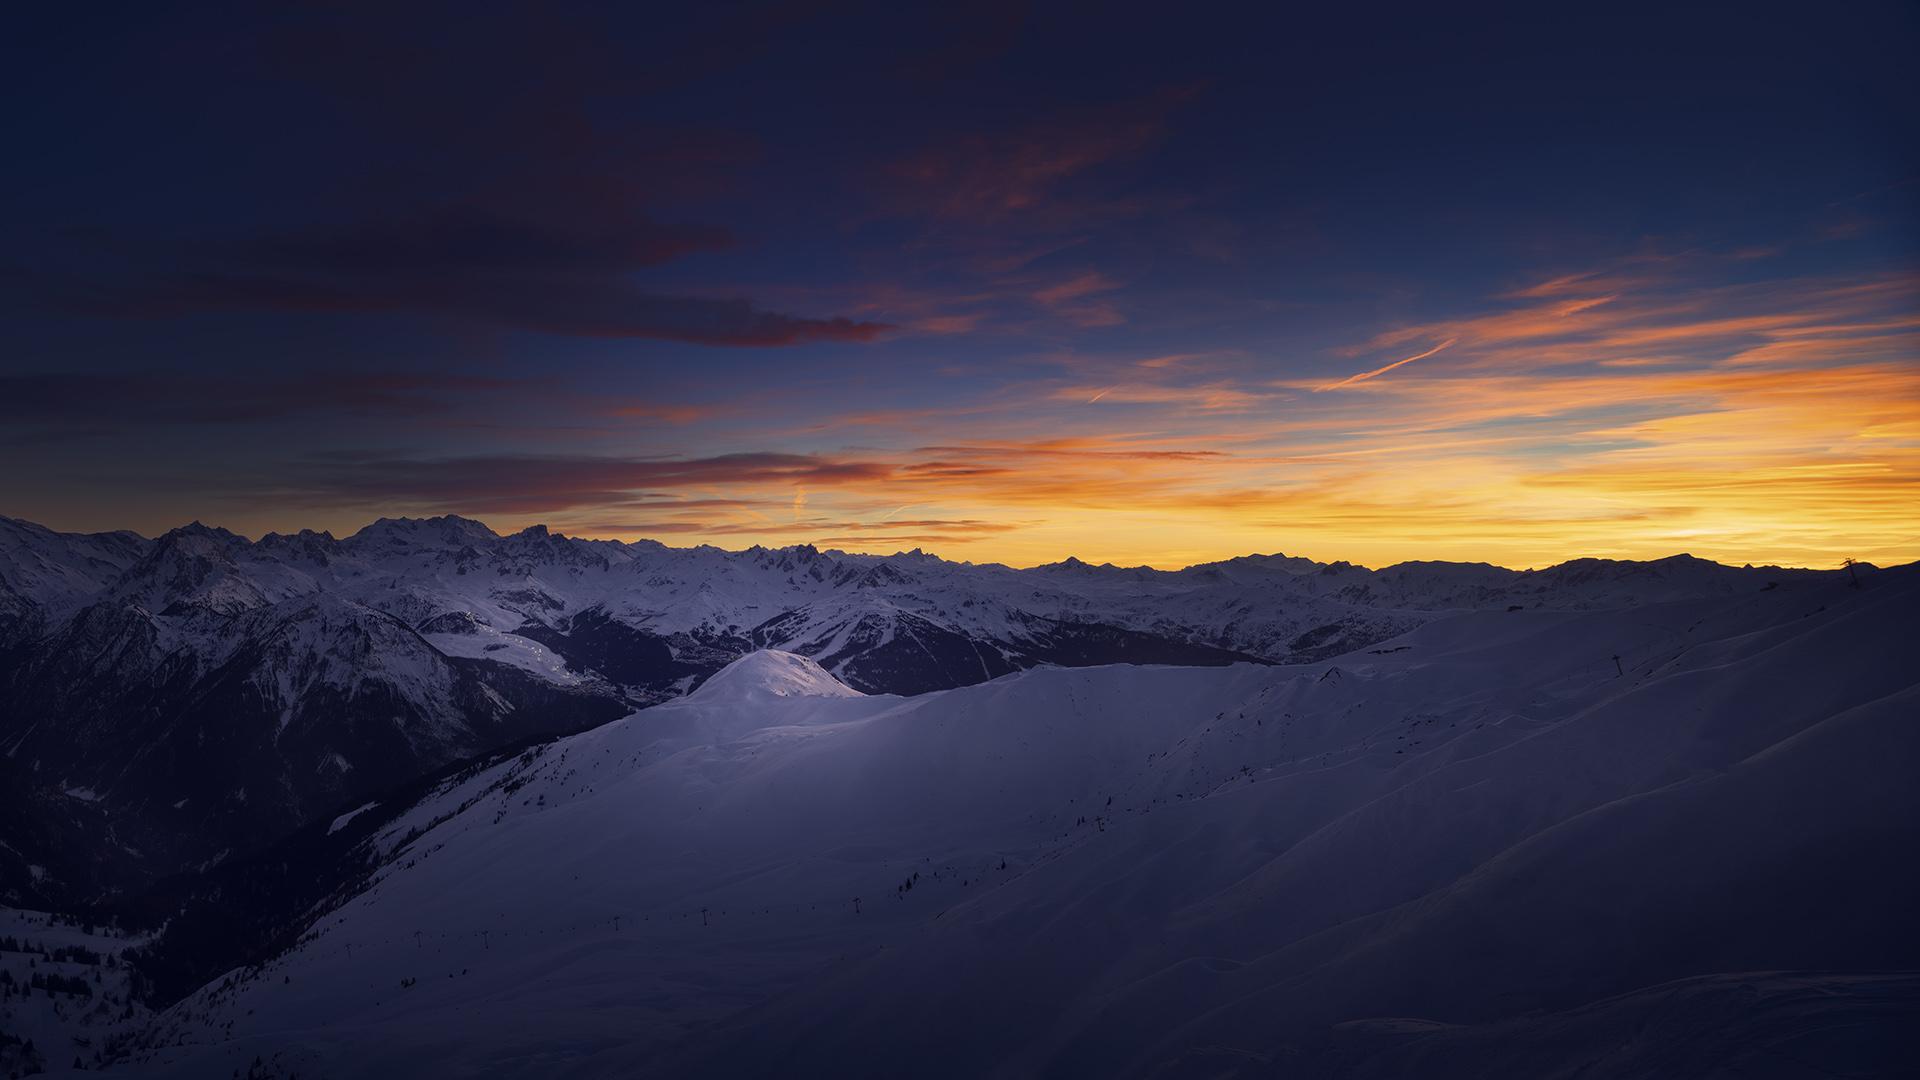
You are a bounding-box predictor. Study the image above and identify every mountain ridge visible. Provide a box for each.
[4,510,1862,575]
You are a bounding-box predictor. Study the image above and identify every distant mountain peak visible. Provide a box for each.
[1038,555,1104,572]
[350,515,501,549]
[161,520,246,545]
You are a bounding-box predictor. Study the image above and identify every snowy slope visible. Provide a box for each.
[109,567,1920,1078]
[0,516,146,645]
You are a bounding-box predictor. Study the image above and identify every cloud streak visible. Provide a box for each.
[1315,339,1458,391]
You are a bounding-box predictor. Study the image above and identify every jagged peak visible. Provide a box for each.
[753,543,833,569]
[260,527,338,542]
[1036,555,1096,572]
[160,520,246,544]
[138,522,249,567]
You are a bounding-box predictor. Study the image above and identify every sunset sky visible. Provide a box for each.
[3,3,1916,569]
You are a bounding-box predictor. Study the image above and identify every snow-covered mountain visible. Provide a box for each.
[99,564,1919,1078]
[0,510,1850,908]
[3,513,1824,697]
[0,516,146,647]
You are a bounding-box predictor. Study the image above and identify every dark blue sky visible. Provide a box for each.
[3,2,1916,568]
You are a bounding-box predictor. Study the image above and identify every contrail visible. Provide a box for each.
[1314,338,1457,392]
[1087,387,1115,403]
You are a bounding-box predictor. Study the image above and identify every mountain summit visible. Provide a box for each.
[689,649,864,703]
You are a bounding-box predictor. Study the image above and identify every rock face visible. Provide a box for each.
[0,511,1840,905]
[0,589,626,904]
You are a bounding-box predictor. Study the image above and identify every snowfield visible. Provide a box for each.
[106,564,1920,1078]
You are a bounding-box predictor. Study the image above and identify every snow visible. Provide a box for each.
[3,511,1833,713]
[0,515,146,618]
[110,567,1920,1077]
[423,623,582,685]
[328,802,380,835]
[0,907,152,1074]
[686,650,863,704]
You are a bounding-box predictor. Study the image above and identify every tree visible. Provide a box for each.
[1842,557,1862,588]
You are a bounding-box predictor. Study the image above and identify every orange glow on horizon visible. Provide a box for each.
[45,262,1913,574]
[533,264,1920,571]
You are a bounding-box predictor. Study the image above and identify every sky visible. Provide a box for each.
[3,1,1917,570]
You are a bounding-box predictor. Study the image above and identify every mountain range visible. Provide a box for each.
[0,512,1910,1076]
[0,512,1841,908]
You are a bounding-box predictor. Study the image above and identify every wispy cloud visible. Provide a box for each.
[1315,339,1456,391]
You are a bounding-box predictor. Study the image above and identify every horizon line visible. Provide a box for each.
[2,510,1895,577]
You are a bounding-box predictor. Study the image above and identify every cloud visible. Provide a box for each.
[565,520,721,535]
[1315,339,1456,391]
[1031,271,1127,327]
[240,207,734,274]
[880,86,1198,228]
[1063,382,1271,411]
[556,514,1023,552]
[1032,272,1121,307]
[51,243,890,346]
[602,402,720,424]
[33,251,1918,571]
[1356,266,1919,375]
[911,313,989,334]
[0,372,522,425]
[3,4,886,349]
[263,452,900,515]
